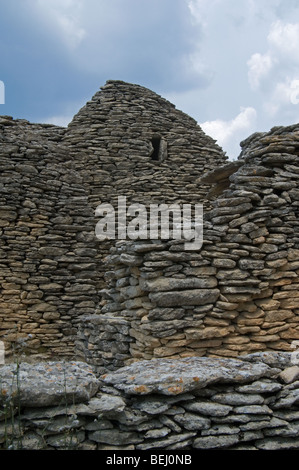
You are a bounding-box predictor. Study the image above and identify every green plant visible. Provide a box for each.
[0,360,23,450]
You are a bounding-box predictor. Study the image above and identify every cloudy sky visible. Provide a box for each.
[1,0,299,159]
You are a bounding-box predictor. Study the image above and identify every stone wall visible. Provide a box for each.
[0,117,98,359]
[62,80,227,288]
[1,82,299,452]
[1,80,299,371]
[77,124,299,372]
[0,81,226,360]
[1,354,299,450]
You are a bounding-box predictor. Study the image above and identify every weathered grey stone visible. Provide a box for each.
[46,431,85,449]
[256,437,299,450]
[214,414,251,424]
[113,409,149,426]
[29,415,85,434]
[164,438,194,450]
[239,417,288,431]
[75,395,126,416]
[149,289,220,307]
[198,160,243,184]
[184,400,233,417]
[233,405,273,415]
[89,429,143,445]
[212,393,264,406]
[273,410,299,421]
[85,419,114,431]
[21,404,78,420]
[119,254,143,266]
[273,389,299,408]
[147,308,185,321]
[141,277,217,292]
[101,357,273,396]
[15,432,45,450]
[0,362,99,407]
[213,258,237,268]
[241,430,264,442]
[201,424,240,436]
[242,352,293,370]
[1,353,299,450]
[144,427,171,439]
[159,415,182,432]
[132,397,171,415]
[238,259,265,270]
[236,380,283,394]
[263,421,299,437]
[136,432,197,450]
[193,434,240,449]
[173,412,211,430]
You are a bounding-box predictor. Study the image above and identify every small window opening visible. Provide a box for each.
[151,135,162,161]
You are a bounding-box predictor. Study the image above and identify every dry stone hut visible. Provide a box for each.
[0,80,226,360]
[1,84,299,450]
[0,80,298,370]
[62,80,227,209]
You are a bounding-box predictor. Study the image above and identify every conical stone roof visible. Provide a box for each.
[62,80,228,209]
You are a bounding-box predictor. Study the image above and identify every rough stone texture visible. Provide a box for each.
[1,80,299,379]
[1,354,299,450]
[100,356,275,395]
[78,123,299,372]
[0,361,99,407]
[0,80,226,360]
[279,366,299,384]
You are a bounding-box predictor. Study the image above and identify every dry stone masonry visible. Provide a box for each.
[1,80,299,450]
[77,124,299,373]
[1,353,299,450]
[0,118,97,358]
[0,80,226,360]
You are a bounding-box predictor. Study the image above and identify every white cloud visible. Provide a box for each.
[247,53,275,90]
[34,0,86,49]
[200,107,257,159]
[5,0,299,151]
[187,0,220,25]
[247,17,299,126]
[264,77,299,116]
[268,20,299,59]
[41,115,73,127]
[248,19,299,92]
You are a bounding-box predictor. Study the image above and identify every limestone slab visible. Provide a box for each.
[101,356,273,396]
[0,361,99,407]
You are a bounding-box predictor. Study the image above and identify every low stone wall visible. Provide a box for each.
[77,237,299,374]
[1,353,299,450]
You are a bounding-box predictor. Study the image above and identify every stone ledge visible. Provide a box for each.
[1,355,299,450]
[0,361,99,407]
[100,355,279,396]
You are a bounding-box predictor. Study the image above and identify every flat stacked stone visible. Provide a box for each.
[0,81,227,360]
[80,124,299,371]
[1,354,299,450]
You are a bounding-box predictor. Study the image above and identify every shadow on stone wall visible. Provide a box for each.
[77,124,299,372]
